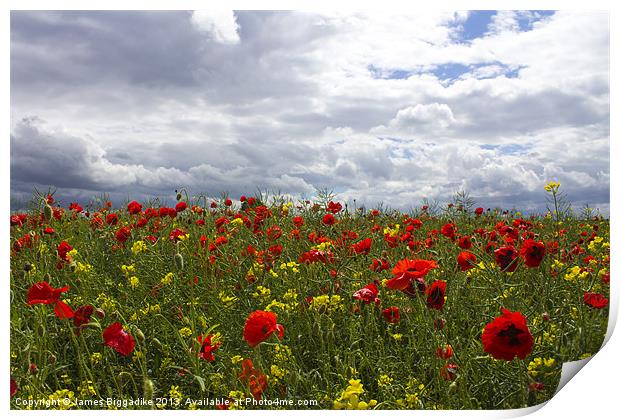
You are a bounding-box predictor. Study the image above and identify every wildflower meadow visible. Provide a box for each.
[9,183,609,410]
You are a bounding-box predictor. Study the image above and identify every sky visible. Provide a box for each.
[9,10,610,214]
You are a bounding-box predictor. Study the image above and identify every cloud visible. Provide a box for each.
[10,11,609,214]
[191,10,240,45]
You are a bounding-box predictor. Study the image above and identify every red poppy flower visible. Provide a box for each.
[44,227,55,235]
[519,239,546,268]
[326,201,343,214]
[27,281,74,319]
[370,258,389,272]
[387,258,437,290]
[115,226,132,243]
[57,240,73,262]
[225,198,233,206]
[436,344,454,359]
[457,251,477,271]
[10,378,18,397]
[583,292,608,309]
[238,359,268,400]
[106,213,119,225]
[441,223,456,239]
[73,305,94,329]
[175,201,188,212]
[169,228,187,242]
[292,216,304,227]
[267,225,282,241]
[125,201,141,215]
[197,334,221,362]
[475,207,484,216]
[494,246,519,272]
[482,309,533,360]
[103,322,135,356]
[322,213,336,225]
[426,280,447,310]
[351,238,372,255]
[353,283,380,305]
[68,202,83,213]
[457,236,472,249]
[382,306,400,323]
[243,310,284,347]
[440,363,458,381]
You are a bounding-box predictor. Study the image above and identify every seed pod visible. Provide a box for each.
[47,354,57,365]
[134,327,145,343]
[143,378,154,401]
[43,204,53,220]
[174,253,184,271]
[23,263,33,272]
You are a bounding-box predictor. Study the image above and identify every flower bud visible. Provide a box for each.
[43,205,53,220]
[143,378,154,401]
[48,354,57,365]
[152,338,163,352]
[133,327,145,343]
[174,253,184,271]
[95,308,105,319]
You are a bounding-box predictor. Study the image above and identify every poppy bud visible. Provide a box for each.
[152,338,163,352]
[95,308,105,318]
[23,263,33,272]
[133,327,145,343]
[176,193,182,201]
[48,354,57,365]
[36,324,45,336]
[29,363,38,374]
[434,318,446,330]
[542,312,550,322]
[143,378,154,401]
[174,253,184,271]
[44,204,53,220]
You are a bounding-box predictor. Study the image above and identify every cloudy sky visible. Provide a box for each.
[10,10,609,213]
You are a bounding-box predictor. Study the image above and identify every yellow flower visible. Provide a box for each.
[161,272,174,285]
[378,374,393,387]
[75,262,92,273]
[544,181,561,192]
[90,352,102,364]
[252,285,272,301]
[131,240,148,255]
[129,276,140,289]
[231,355,243,364]
[121,264,135,276]
[178,327,192,338]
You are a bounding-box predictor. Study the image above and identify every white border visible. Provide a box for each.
[3,1,617,419]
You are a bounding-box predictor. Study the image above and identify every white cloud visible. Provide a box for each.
[191,10,240,45]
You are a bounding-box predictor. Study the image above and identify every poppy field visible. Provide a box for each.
[9,183,610,410]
